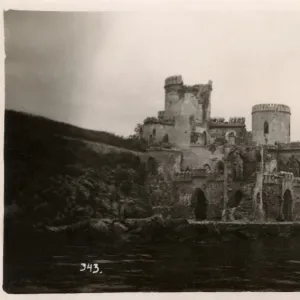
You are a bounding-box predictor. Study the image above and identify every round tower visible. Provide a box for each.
[251,104,291,145]
[164,75,184,118]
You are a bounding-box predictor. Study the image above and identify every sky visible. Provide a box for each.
[4,10,300,139]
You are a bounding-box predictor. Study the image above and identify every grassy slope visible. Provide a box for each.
[4,110,152,227]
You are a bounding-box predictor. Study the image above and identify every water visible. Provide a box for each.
[4,237,300,293]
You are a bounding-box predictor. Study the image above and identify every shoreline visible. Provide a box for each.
[5,215,300,246]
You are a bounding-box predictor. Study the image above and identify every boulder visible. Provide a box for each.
[112,222,128,237]
[5,204,23,218]
[89,219,110,235]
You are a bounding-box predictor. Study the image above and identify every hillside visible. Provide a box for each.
[4,110,155,229]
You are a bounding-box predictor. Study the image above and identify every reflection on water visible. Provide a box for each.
[4,237,300,293]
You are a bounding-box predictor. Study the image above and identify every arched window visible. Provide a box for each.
[256,192,260,204]
[152,128,156,136]
[264,121,269,134]
[162,133,169,143]
[149,134,153,144]
[203,131,207,146]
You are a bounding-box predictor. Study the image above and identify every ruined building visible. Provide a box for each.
[140,75,300,222]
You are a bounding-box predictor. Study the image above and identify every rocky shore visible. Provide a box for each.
[9,214,300,245]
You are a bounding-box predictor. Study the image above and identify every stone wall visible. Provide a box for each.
[209,121,247,145]
[263,183,281,221]
[173,115,192,148]
[205,179,224,220]
[141,123,175,147]
[147,149,182,177]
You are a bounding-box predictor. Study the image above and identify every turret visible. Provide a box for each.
[252,104,291,145]
[164,75,184,118]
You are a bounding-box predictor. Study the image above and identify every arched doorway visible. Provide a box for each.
[283,189,293,221]
[162,133,169,143]
[228,190,243,208]
[234,190,243,206]
[216,161,224,174]
[147,157,157,175]
[192,188,208,220]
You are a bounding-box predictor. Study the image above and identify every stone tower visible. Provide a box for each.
[251,104,291,145]
[164,75,184,118]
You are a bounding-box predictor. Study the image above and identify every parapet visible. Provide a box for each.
[173,168,207,182]
[263,171,294,184]
[164,75,184,88]
[209,116,246,127]
[277,142,300,150]
[279,171,294,181]
[263,174,281,185]
[173,171,192,182]
[252,104,291,114]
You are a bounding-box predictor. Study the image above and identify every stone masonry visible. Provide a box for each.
[141,75,300,222]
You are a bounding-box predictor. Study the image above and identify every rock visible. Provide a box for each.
[45,220,90,233]
[147,213,164,224]
[89,220,110,234]
[123,218,141,229]
[111,201,119,217]
[112,222,128,237]
[5,204,23,218]
[101,218,114,225]
[33,202,49,211]
[164,218,189,228]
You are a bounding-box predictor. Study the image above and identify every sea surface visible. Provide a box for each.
[4,237,300,293]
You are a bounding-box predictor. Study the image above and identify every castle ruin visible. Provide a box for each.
[140,75,300,222]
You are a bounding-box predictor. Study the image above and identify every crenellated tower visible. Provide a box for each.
[252,104,291,145]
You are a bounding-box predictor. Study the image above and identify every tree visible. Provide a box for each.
[133,123,142,138]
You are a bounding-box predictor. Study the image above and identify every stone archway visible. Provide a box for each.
[283,189,293,221]
[233,190,243,207]
[192,188,208,221]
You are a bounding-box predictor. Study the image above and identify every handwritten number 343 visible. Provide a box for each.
[80,263,102,273]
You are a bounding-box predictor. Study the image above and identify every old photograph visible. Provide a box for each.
[3,9,300,293]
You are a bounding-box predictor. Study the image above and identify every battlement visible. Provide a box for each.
[263,171,294,184]
[263,174,281,185]
[173,168,207,182]
[164,75,183,88]
[264,144,278,150]
[192,168,207,177]
[277,142,300,150]
[279,171,294,181]
[173,172,192,182]
[252,104,291,114]
[209,116,246,127]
